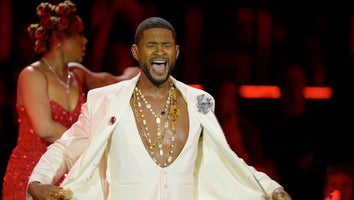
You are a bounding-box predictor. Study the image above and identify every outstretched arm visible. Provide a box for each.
[69,62,140,91]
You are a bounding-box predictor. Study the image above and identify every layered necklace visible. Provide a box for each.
[42,57,71,94]
[132,81,181,167]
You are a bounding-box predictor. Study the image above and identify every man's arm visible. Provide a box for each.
[27,103,91,199]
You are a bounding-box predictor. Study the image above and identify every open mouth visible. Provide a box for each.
[151,60,167,74]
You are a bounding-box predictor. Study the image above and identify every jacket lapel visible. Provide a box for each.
[62,76,139,185]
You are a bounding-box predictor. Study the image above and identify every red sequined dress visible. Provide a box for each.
[2,72,86,200]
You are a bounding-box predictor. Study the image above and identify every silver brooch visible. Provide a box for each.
[197,94,213,114]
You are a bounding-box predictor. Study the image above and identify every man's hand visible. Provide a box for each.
[27,181,73,200]
[271,187,292,200]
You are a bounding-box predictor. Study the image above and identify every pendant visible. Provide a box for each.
[171,122,176,132]
[159,149,164,156]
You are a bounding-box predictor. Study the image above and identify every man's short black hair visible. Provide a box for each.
[134,17,177,44]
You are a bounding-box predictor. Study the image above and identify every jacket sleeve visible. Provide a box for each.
[181,87,281,199]
[27,102,91,185]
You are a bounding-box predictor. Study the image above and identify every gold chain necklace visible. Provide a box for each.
[132,81,179,167]
[42,57,71,94]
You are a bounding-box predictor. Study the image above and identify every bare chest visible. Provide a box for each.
[130,87,189,167]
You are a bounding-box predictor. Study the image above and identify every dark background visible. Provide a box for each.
[1,0,354,199]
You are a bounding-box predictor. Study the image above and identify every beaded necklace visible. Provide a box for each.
[132,81,180,167]
[42,57,71,94]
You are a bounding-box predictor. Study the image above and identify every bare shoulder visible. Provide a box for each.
[17,62,47,104]
[18,62,45,83]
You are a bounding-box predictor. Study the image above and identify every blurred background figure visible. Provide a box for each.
[88,0,146,74]
[261,63,332,199]
[323,161,354,200]
[215,80,280,182]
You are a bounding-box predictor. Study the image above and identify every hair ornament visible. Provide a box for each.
[28,0,79,54]
[34,40,47,54]
[56,1,76,16]
[36,2,54,17]
[34,26,48,40]
[57,16,69,31]
[27,24,39,39]
[43,16,58,29]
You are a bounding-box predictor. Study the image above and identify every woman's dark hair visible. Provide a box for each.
[27,0,83,54]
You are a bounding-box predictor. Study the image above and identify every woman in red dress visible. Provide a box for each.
[2,1,139,199]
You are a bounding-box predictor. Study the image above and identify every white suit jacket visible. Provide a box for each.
[28,74,281,199]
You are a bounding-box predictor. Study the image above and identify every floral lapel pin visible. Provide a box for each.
[197,94,213,114]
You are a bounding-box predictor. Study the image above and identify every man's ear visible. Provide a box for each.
[131,45,138,58]
[176,46,180,58]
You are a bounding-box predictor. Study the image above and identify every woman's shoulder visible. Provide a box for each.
[16,61,48,105]
[18,61,46,80]
[21,61,40,70]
